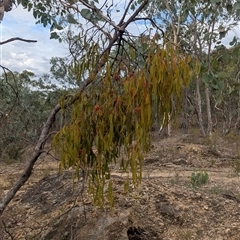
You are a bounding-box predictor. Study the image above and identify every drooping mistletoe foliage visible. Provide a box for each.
[14,0,191,207]
[53,37,191,207]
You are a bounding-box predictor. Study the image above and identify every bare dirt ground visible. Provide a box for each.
[0,130,240,240]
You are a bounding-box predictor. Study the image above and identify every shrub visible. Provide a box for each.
[190,171,209,188]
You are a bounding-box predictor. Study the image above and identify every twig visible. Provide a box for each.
[132,17,165,39]
[1,219,14,240]
[0,0,150,215]
[118,0,135,26]
[0,37,37,45]
[0,64,20,113]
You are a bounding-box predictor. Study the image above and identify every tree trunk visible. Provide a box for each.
[205,87,213,135]
[195,76,206,136]
[181,88,189,129]
[234,90,240,131]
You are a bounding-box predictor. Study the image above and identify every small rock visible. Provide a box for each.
[204,205,209,210]
[196,192,202,198]
[231,222,238,227]
[225,228,231,233]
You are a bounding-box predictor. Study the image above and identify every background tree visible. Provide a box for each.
[148,0,240,135]
[209,43,240,133]
[0,70,63,161]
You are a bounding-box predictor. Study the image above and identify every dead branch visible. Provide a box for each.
[0,65,19,100]
[0,65,20,117]
[0,37,37,45]
[1,219,14,240]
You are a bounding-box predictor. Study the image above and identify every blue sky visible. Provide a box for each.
[0,5,68,77]
[0,2,239,78]
[0,2,146,77]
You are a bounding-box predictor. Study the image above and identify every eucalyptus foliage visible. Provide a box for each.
[0,71,60,159]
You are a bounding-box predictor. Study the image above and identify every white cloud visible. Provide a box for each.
[221,24,240,47]
[0,1,150,77]
[0,5,68,77]
[2,1,237,78]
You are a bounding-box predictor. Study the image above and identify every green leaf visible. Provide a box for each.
[216,96,223,106]
[218,81,224,91]
[50,32,59,40]
[203,33,210,41]
[130,4,135,11]
[226,3,233,12]
[20,0,29,8]
[229,36,237,46]
[234,2,240,10]
[228,86,235,95]
[138,59,145,68]
[27,3,33,12]
[80,8,92,20]
[219,31,226,39]
[67,14,78,24]
[202,73,211,87]
[33,10,38,19]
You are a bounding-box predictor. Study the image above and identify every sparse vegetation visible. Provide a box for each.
[177,229,195,240]
[1,143,25,164]
[1,0,240,239]
[190,171,209,188]
[232,158,240,175]
[207,186,223,195]
[0,130,239,239]
[170,169,182,186]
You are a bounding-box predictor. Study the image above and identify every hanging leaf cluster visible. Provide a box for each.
[53,40,191,207]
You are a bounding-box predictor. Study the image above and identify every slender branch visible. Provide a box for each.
[87,17,112,40]
[165,0,176,39]
[0,65,19,99]
[118,0,135,26]
[1,220,14,240]
[60,0,122,31]
[121,0,149,29]
[0,37,37,45]
[132,17,165,38]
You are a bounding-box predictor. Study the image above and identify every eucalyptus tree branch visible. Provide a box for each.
[87,17,112,40]
[132,17,165,38]
[0,65,19,104]
[60,0,122,31]
[176,4,182,36]
[165,0,176,38]
[118,0,135,26]
[121,0,149,29]
[0,37,37,45]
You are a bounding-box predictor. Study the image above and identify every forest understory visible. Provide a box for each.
[0,129,239,240]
